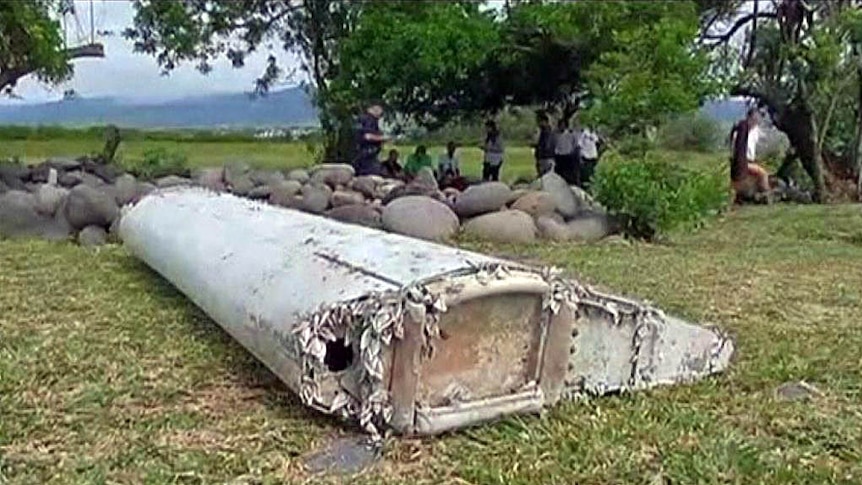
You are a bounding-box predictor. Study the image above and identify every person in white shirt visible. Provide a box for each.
[437,141,466,189]
[577,122,601,190]
[553,118,579,184]
[729,107,770,200]
[481,120,505,182]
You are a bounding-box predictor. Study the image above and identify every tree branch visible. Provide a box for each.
[702,11,777,44]
[1,43,104,92]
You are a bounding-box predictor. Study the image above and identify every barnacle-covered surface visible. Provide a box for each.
[119,187,734,440]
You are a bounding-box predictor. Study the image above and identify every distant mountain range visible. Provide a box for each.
[0,87,746,130]
[0,87,319,129]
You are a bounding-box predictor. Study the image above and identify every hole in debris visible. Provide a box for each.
[324,338,354,372]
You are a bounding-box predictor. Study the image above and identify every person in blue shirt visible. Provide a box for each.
[353,102,391,176]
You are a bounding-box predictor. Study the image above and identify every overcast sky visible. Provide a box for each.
[3,0,303,105]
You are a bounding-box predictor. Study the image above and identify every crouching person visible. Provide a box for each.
[729,107,771,203]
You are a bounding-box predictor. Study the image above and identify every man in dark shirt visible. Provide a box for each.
[534,112,556,177]
[353,102,390,176]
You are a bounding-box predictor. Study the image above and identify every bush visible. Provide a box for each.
[122,148,189,180]
[592,154,729,239]
[658,113,722,153]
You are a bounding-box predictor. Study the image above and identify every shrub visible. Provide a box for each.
[122,148,189,180]
[658,113,722,153]
[592,154,729,239]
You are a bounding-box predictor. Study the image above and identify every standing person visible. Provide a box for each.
[577,123,601,191]
[481,120,505,182]
[353,102,389,176]
[729,107,770,200]
[534,112,556,177]
[437,141,463,188]
[553,118,579,185]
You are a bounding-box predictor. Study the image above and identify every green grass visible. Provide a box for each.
[2,203,862,484]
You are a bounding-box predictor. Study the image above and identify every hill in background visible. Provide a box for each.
[0,87,746,130]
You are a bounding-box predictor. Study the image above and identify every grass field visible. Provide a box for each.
[2,198,861,483]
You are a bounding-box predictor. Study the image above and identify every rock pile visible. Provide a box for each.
[0,158,622,247]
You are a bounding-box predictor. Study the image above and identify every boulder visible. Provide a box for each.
[0,191,49,238]
[223,161,251,186]
[192,167,226,192]
[64,184,120,230]
[0,164,28,191]
[570,185,602,211]
[247,185,273,200]
[268,180,304,207]
[566,211,614,242]
[325,204,383,229]
[45,157,82,171]
[540,172,578,218]
[330,190,366,208]
[351,176,379,199]
[300,183,332,214]
[58,171,84,188]
[135,182,156,201]
[454,182,513,218]
[462,210,537,244]
[112,174,138,206]
[375,180,405,200]
[79,171,107,188]
[414,167,438,189]
[0,180,8,194]
[42,200,74,242]
[80,160,122,184]
[511,191,557,218]
[156,175,192,189]
[28,163,53,184]
[227,174,255,196]
[78,225,108,247]
[382,196,459,242]
[286,168,310,183]
[249,169,285,187]
[107,217,122,244]
[508,189,529,205]
[34,184,68,216]
[381,182,444,206]
[535,216,571,242]
[310,163,355,188]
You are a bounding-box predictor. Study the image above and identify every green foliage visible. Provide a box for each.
[0,0,74,92]
[658,113,722,153]
[122,147,188,180]
[593,154,729,238]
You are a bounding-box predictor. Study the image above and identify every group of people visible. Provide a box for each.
[351,102,602,190]
[533,112,602,189]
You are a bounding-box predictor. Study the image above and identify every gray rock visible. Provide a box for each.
[566,211,613,242]
[79,171,106,188]
[540,172,578,218]
[375,181,404,200]
[249,169,285,187]
[325,204,383,229]
[247,185,272,200]
[508,189,529,205]
[454,182,513,218]
[414,167,438,189]
[156,175,192,189]
[34,184,68,216]
[286,168,310,183]
[268,180,304,207]
[45,157,82,171]
[381,181,444,206]
[223,161,251,186]
[570,185,601,210]
[300,183,332,214]
[0,180,8,194]
[78,225,108,247]
[136,182,156,201]
[228,174,255,196]
[47,168,58,186]
[64,184,120,230]
[462,210,537,244]
[0,164,29,191]
[351,176,379,199]
[536,216,571,242]
[330,190,365,208]
[58,171,84,188]
[192,167,225,192]
[382,196,459,242]
[310,163,355,188]
[107,217,122,244]
[112,174,138,206]
[511,191,557,218]
[775,381,824,402]
[0,191,49,238]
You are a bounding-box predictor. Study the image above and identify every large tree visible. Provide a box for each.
[0,0,104,95]
[701,0,862,201]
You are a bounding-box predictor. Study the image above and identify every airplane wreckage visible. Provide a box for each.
[119,187,735,439]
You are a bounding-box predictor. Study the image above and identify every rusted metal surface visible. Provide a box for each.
[119,186,734,440]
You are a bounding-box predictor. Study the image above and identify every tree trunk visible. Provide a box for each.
[774,103,826,202]
[853,48,862,199]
